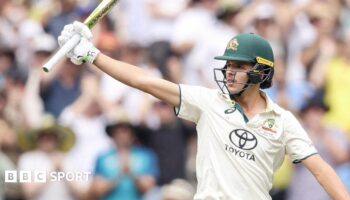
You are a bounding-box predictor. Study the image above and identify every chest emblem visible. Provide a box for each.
[261,119,277,133]
[229,129,258,150]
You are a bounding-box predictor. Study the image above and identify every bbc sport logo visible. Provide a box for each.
[4,170,91,183]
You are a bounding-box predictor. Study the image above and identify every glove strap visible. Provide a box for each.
[82,47,100,64]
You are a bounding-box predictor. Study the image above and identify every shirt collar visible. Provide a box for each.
[260,91,283,115]
[218,90,283,115]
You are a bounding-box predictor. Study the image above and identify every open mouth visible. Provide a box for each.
[225,79,235,86]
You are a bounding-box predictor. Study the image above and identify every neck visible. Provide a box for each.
[234,87,266,117]
[117,146,132,152]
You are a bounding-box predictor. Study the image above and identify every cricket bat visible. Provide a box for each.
[43,0,119,72]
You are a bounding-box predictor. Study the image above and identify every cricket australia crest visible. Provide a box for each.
[261,119,277,134]
[226,39,239,51]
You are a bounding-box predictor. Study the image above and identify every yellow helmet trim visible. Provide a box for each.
[256,57,274,67]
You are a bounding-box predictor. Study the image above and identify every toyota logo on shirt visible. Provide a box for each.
[229,129,258,150]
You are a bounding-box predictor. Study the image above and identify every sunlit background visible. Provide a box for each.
[0,0,350,200]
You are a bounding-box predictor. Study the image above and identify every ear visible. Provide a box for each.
[247,63,264,84]
[247,70,262,84]
[260,68,274,89]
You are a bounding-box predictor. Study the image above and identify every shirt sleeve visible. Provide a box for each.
[174,84,209,123]
[283,111,318,164]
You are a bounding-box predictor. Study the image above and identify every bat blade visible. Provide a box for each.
[42,0,119,72]
[84,0,118,29]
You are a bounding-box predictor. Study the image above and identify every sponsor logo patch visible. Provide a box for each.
[229,129,258,150]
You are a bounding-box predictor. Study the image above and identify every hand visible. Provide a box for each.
[120,150,132,175]
[58,21,100,65]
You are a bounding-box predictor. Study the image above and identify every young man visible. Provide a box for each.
[57,21,350,200]
[91,121,159,200]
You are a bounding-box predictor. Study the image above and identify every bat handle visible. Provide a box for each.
[42,34,81,72]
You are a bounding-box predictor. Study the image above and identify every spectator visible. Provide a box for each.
[286,92,350,200]
[282,0,319,111]
[23,33,56,128]
[0,48,16,90]
[170,0,219,85]
[0,88,18,157]
[0,1,44,67]
[3,67,27,128]
[0,96,18,200]
[47,0,79,38]
[90,120,160,200]
[100,43,162,126]
[40,59,82,118]
[17,115,76,200]
[187,1,241,88]
[0,150,16,200]
[59,73,113,194]
[115,0,152,47]
[341,0,350,32]
[322,30,350,132]
[146,0,188,75]
[147,101,194,185]
[302,1,339,94]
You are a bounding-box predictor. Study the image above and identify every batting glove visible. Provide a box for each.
[58,21,100,65]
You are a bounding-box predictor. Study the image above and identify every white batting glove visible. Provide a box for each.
[58,21,100,65]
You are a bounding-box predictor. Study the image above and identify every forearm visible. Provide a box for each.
[93,53,180,106]
[316,164,350,200]
[306,156,350,200]
[94,53,148,90]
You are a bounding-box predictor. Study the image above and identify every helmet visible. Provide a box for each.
[213,33,274,96]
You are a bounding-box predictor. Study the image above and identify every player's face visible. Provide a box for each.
[224,61,253,93]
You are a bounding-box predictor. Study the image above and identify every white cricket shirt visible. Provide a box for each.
[175,85,317,200]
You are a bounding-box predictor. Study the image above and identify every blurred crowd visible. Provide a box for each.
[0,0,350,199]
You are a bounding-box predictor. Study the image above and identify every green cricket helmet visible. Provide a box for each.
[213,33,275,96]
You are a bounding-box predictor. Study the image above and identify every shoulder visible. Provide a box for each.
[280,109,298,123]
[133,146,157,160]
[179,84,216,92]
[133,146,155,155]
[179,84,219,98]
[263,95,302,130]
[279,109,307,135]
[179,84,224,107]
[95,149,118,169]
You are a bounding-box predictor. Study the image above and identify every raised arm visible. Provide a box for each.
[57,21,180,107]
[94,53,180,106]
[302,154,350,200]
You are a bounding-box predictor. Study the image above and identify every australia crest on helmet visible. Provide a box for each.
[226,38,239,51]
